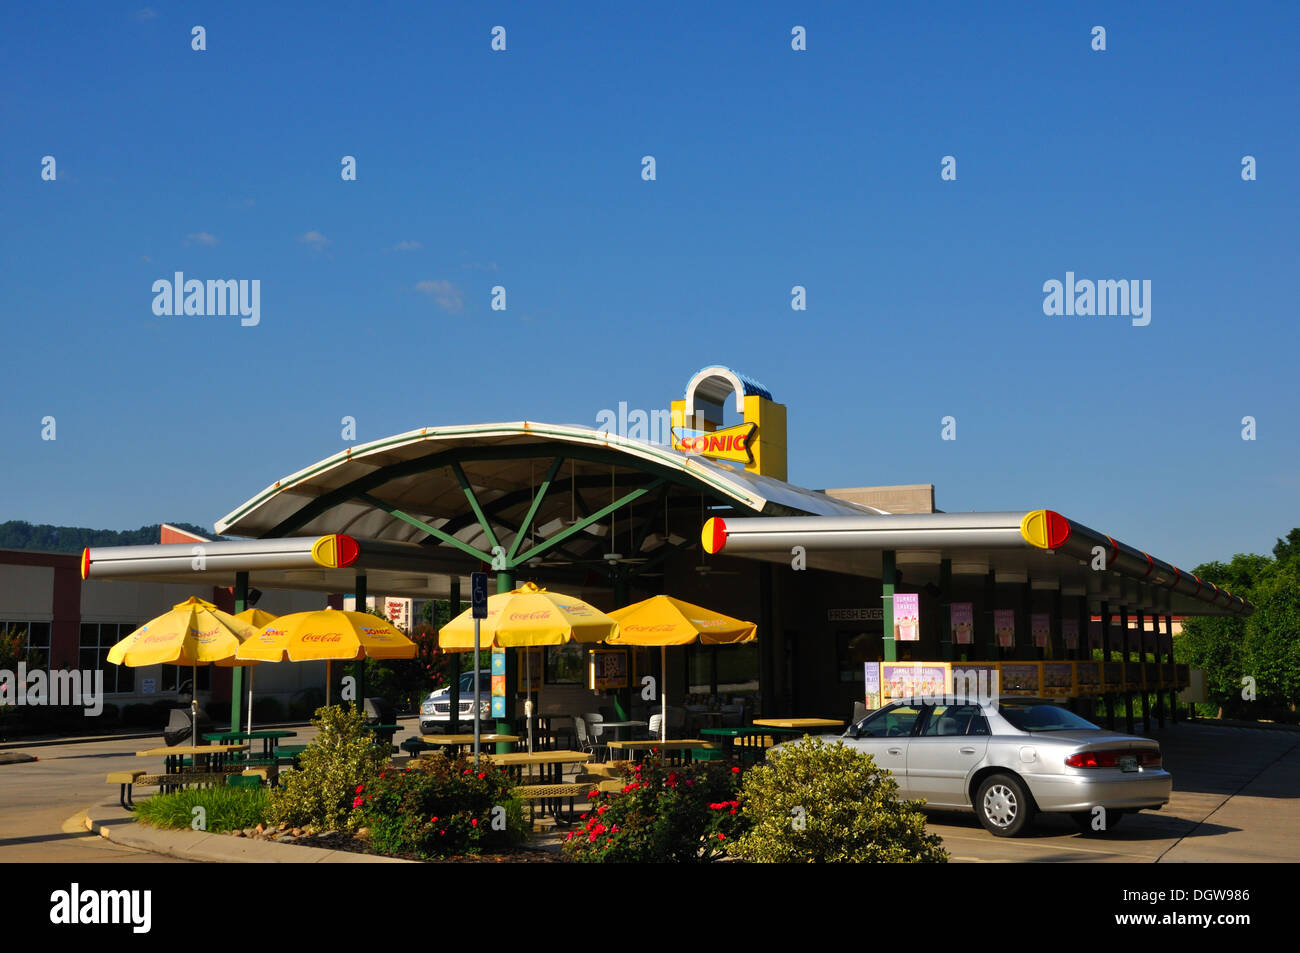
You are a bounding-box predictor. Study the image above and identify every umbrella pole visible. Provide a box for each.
[326,660,330,706]
[246,668,254,735]
[661,646,667,742]
[526,650,534,754]
[191,663,198,745]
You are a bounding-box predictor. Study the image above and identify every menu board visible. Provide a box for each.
[950,603,974,644]
[1061,618,1079,650]
[994,610,1016,648]
[893,594,920,641]
[1000,662,1041,695]
[951,663,999,701]
[490,648,507,718]
[1042,662,1074,697]
[880,662,949,703]
[1074,661,1101,694]
[588,649,629,691]
[1031,613,1051,649]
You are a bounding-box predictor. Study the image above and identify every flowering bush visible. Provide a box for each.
[356,755,527,858]
[731,736,948,863]
[267,705,390,831]
[562,755,746,863]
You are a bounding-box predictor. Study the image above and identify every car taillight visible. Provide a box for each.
[1066,749,1161,768]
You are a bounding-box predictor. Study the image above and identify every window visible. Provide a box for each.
[79,622,139,695]
[854,703,924,738]
[922,704,985,737]
[1,620,51,669]
[545,644,584,685]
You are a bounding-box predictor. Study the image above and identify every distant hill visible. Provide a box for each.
[0,521,221,553]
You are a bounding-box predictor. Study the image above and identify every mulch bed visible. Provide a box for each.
[254,826,566,862]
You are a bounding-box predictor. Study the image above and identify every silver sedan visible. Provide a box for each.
[790,696,1171,837]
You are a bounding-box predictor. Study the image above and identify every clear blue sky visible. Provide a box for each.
[1,1,1296,569]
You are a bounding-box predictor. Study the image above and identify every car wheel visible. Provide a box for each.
[1072,809,1125,834]
[975,773,1035,837]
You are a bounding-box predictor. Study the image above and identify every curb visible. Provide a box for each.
[84,805,412,863]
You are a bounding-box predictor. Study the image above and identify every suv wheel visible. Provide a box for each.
[975,773,1035,837]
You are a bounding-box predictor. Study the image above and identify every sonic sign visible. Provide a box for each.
[670,366,787,480]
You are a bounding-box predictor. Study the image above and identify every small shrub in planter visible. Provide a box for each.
[732,736,948,863]
[356,755,527,858]
[562,755,745,863]
[267,705,390,831]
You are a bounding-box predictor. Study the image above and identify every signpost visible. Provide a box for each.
[471,571,488,769]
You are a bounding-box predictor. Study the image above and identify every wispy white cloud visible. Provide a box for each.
[393,240,422,252]
[298,230,331,249]
[185,232,219,246]
[415,280,463,313]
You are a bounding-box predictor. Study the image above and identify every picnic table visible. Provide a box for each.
[605,739,716,764]
[202,729,298,759]
[479,750,592,784]
[699,725,805,764]
[751,718,844,730]
[136,743,249,793]
[590,720,647,742]
[419,733,520,756]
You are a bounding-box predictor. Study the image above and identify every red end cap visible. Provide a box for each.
[701,517,727,555]
[1044,510,1070,549]
[80,548,90,580]
[337,534,360,567]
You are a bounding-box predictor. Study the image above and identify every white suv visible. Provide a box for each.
[419,670,492,733]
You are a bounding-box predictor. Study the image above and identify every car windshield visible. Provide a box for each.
[998,703,1100,732]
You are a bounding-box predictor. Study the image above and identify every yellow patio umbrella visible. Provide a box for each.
[232,608,279,734]
[437,581,618,650]
[235,608,416,705]
[607,595,756,741]
[107,596,260,743]
[439,582,618,754]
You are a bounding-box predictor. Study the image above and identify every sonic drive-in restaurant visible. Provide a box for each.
[81,365,1249,732]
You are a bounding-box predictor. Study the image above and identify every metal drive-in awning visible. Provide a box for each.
[81,534,471,598]
[701,510,1253,618]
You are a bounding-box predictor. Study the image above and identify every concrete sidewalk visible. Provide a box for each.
[84,803,412,863]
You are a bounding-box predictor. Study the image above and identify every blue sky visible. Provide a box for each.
[1,1,1296,568]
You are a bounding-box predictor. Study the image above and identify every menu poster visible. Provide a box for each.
[491,696,506,719]
[1043,662,1074,696]
[950,603,974,644]
[588,649,629,691]
[863,662,881,710]
[893,593,920,641]
[1031,613,1051,648]
[994,609,1016,648]
[1001,662,1040,694]
[490,650,506,676]
[881,663,948,701]
[1087,620,1101,650]
[1061,618,1079,650]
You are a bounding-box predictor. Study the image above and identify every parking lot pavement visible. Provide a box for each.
[927,721,1300,863]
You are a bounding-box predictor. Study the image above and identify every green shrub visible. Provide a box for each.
[267,705,390,831]
[357,755,527,858]
[562,755,745,863]
[733,736,947,863]
[135,786,269,833]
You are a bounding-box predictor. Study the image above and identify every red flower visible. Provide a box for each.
[731,766,741,774]
[597,805,608,815]
[718,833,726,840]
[471,818,478,827]
[588,789,599,798]
[588,832,598,843]
[440,829,446,836]
[477,772,486,779]
[566,832,574,840]
[431,816,438,823]
[352,796,363,808]
[355,784,364,794]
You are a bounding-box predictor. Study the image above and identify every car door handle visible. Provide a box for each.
[959,747,976,754]
[887,747,902,755]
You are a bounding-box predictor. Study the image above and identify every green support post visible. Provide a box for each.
[231,571,247,733]
[882,550,897,663]
[353,574,367,711]
[496,570,515,753]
